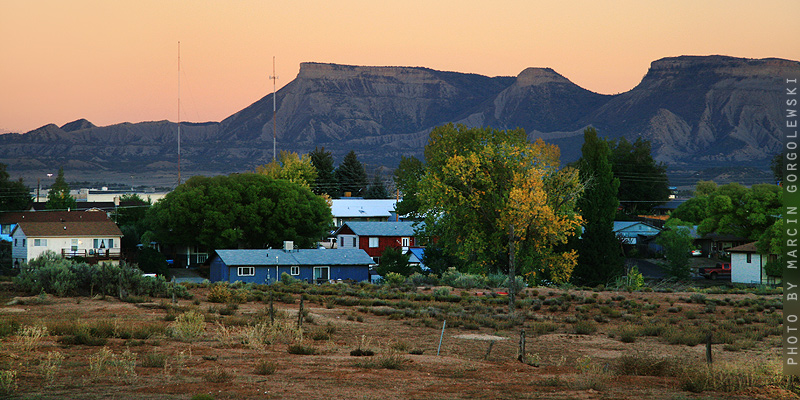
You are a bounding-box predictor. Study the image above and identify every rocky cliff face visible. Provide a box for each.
[1,56,797,185]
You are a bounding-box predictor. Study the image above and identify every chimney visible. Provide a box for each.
[344,191,351,197]
[283,241,294,252]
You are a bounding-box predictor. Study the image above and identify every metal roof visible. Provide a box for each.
[330,199,397,218]
[213,248,375,266]
[336,221,418,237]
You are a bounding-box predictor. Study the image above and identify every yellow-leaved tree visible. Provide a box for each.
[416,124,584,307]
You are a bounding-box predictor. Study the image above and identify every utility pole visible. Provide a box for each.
[269,56,278,161]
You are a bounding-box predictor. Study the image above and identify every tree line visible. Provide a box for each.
[1,125,680,287]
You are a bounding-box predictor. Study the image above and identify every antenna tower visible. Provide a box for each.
[269,56,278,161]
[177,41,182,185]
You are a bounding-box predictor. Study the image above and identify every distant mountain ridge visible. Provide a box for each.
[2,55,797,184]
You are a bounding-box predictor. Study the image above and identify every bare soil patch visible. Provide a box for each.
[0,283,794,399]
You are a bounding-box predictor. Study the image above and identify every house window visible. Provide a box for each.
[747,253,752,263]
[313,266,330,282]
[401,237,410,247]
[369,237,379,248]
[290,266,300,276]
[71,239,78,252]
[14,239,17,246]
[34,239,47,246]
[352,237,357,247]
[22,239,26,247]
[238,267,255,277]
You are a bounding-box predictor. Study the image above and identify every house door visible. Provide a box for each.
[313,266,330,283]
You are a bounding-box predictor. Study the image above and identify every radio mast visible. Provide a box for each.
[177,41,182,185]
[269,56,278,161]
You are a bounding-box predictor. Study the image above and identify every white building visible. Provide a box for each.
[728,242,776,285]
[11,216,123,267]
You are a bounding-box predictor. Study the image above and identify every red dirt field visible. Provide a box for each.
[0,283,796,400]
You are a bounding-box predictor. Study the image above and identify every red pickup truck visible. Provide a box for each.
[698,262,731,280]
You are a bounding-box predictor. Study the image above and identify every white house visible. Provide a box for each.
[727,242,776,285]
[11,218,123,267]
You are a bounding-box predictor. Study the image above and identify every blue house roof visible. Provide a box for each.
[213,248,375,267]
[334,221,418,237]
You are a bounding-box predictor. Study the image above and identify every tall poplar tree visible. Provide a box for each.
[573,128,623,285]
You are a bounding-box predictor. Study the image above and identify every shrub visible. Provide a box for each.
[19,325,48,351]
[573,320,597,335]
[255,360,278,375]
[170,310,205,341]
[141,352,167,368]
[287,344,318,355]
[208,284,232,303]
[14,252,180,299]
[203,367,233,383]
[40,351,64,385]
[614,352,680,376]
[0,370,17,396]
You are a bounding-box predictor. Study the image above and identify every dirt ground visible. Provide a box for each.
[0,283,795,400]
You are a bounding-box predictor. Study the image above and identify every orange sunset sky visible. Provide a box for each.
[1,0,799,134]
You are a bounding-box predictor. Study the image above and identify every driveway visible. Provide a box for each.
[168,268,206,284]
[630,259,667,279]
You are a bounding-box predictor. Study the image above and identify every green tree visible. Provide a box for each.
[757,219,782,277]
[394,156,425,217]
[255,151,317,188]
[364,173,390,199]
[146,173,332,250]
[113,194,152,252]
[698,183,780,240]
[417,124,583,285]
[670,196,709,224]
[656,219,694,279]
[695,180,718,196]
[573,128,623,286]
[375,246,417,277]
[137,247,169,277]
[335,151,368,197]
[610,137,670,214]
[0,163,31,211]
[46,168,76,210]
[310,147,337,196]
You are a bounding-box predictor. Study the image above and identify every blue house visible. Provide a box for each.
[209,244,375,284]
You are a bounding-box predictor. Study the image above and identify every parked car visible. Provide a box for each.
[691,249,702,257]
[698,262,731,280]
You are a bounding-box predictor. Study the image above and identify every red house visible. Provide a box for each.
[333,221,419,262]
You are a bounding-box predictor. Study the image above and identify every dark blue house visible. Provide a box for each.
[209,246,375,284]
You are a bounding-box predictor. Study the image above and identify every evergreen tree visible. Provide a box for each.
[309,147,338,197]
[573,128,623,286]
[365,173,390,199]
[46,168,76,210]
[0,163,31,211]
[335,150,368,197]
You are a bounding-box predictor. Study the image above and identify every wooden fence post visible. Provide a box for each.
[297,296,305,329]
[518,329,526,362]
[706,333,713,365]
